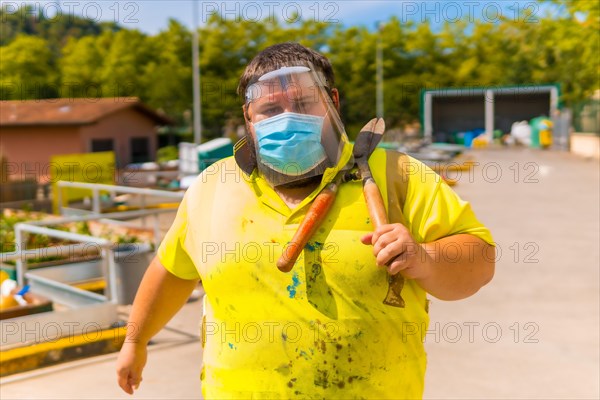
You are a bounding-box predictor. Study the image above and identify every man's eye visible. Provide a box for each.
[294,102,317,113]
[262,107,282,116]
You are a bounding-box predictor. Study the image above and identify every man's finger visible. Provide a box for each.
[371,224,395,244]
[387,253,407,275]
[117,371,133,395]
[376,241,405,266]
[128,371,142,391]
[372,230,400,256]
[360,233,373,245]
[129,376,142,391]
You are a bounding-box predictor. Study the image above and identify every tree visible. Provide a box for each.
[100,29,153,98]
[141,20,193,123]
[0,35,58,99]
[533,0,600,104]
[60,35,105,98]
[0,4,119,50]
[198,15,273,138]
[326,25,378,137]
[0,2,597,130]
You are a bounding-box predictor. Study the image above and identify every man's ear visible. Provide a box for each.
[330,88,341,113]
[242,104,250,123]
[242,104,255,138]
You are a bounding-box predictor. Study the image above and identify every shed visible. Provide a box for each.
[0,97,172,181]
[421,84,560,142]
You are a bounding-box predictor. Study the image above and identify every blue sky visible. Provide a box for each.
[13,1,560,34]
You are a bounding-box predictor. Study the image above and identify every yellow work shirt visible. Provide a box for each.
[158,147,493,399]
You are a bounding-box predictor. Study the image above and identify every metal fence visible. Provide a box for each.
[573,99,600,134]
[0,183,185,347]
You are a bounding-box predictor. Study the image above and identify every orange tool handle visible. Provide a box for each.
[364,177,402,272]
[363,177,388,229]
[277,184,337,272]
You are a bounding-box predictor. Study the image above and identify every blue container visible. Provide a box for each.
[463,131,476,148]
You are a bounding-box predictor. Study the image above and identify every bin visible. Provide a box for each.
[530,116,553,149]
[112,243,153,305]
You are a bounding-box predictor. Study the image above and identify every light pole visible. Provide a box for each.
[376,21,384,119]
[192,0,202,144]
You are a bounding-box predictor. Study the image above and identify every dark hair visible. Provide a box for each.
[237,42,335,100]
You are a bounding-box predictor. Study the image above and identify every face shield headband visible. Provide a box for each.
[244,65,350,187]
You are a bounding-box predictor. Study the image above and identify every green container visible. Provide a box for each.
[453,132,465,145]
[197,138,234,172]
[0,265,16,281]
[529,117,543,148]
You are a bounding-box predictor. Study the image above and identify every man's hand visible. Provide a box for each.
[116,341,147,395]
[360,223,431,279]
[363,227,495,300]
[113,257,198,393]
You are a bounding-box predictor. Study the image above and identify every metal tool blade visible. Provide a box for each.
[353,118,385,160]
[353,118,386,180]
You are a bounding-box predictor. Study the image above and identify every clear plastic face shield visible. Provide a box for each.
[244,65,351,187]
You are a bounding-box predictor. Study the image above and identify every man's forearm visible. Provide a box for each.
[415,234,495,301]
[125,256,199,344]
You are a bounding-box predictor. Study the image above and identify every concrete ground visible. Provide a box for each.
[1,147,598,399]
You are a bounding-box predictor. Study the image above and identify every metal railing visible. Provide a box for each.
[2,183,186,304]
[2,208,180,294]
[11,222,115,302]
[0,183,186,348]
[56,180,184,216]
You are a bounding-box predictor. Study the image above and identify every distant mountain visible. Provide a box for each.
[0,4,121,52]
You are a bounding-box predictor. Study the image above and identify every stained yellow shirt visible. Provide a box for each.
[158,147,493,399]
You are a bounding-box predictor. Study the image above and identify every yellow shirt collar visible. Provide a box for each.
[234,135,354,219]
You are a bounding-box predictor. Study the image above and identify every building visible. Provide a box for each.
[421,84,560,142]
[0,97,172,180]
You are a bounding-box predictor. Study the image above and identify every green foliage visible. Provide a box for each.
[0,1,598,133]
[101,29,154,97]
[0,35,58,99]
[142,20,193,121]
[0,210,45,253]
[60,35,105,97]
[0,209,145,261]
[0,4,120,48]
[156,146,179,163]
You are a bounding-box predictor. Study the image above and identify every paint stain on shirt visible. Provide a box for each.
[287,272,301,298]
[304,241,324,252]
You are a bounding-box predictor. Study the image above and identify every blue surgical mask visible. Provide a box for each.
[253,112,327,175]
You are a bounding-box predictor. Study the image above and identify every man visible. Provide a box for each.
[116,42,494,398]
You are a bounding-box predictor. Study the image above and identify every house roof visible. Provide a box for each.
[0,97,173,127]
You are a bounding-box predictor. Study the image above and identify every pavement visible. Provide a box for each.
[1,147,598,399]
